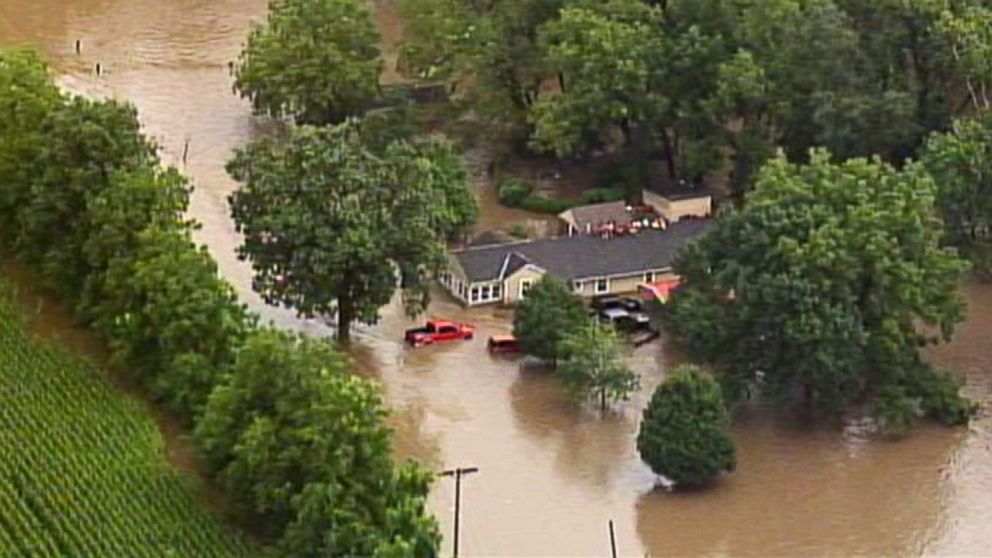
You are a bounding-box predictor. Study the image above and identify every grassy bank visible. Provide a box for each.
[0,274,257,558]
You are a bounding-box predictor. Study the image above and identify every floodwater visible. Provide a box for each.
[1,1,990,556]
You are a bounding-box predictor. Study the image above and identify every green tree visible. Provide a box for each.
[666,150,973,424]
[79,166,194,322]
[919,114,992,276]
[557,320,640,411]
[95,226,251,417]
[233,0,382,124]
[227,119,476,343]
[512,275,588,363]
[194,328,439,556]
[0,48,61,233]
[937,4,992,111]
[528,3,666,158]
[15,96,157,298]
[637,365,736,487]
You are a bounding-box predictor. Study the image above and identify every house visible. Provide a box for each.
[557,183,711,237]
[440,220,712,306]
[643,182,712,223]
[558,201,666,237]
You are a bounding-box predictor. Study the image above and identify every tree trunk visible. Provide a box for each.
[600,389,607,413]
[558,72,566,94]
[337,295,353,345]
[661,129,678,182]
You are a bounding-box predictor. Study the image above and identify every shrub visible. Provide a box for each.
[907,367,978,426]
[579,187,624,205]
[519,194,573,214]
[498,178,534,207]
[871,385,920,437]
[637,365,736,487]
[508,223,529,239]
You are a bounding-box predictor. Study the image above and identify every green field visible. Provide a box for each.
[0,278,257,557]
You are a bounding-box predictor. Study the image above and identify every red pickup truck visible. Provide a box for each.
[404,319,475,347]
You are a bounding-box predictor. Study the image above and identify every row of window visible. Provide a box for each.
[444,270,662,303]
[470,283,502,304]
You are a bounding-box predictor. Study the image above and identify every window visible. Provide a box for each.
[572,280,584,294]
[470,286,479,303]
[481,285,491,301]
[595,278,609,294]
[644,271,655,284]
[520,279,533,299]
[492,284,502,300]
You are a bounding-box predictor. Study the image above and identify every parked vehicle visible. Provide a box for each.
[598,307,652,332]
[487,334,521,355]
[591,294,643,313]
[404,319,475,347]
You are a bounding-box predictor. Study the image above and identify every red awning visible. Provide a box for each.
[638,278,681,302]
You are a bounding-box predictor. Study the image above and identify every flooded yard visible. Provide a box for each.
[2,0,990,555]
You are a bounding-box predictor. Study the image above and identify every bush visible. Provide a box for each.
[637,365,736,487]
[519,194,573,214]
[508,224,529,239]
[579,187,624,205]
[871,385,920,437]
[498,178,533,206]
[907,368,978,426]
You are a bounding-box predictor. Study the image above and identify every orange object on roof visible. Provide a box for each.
[638,278,681,302]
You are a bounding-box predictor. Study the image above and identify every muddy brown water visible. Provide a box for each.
[2,1,991,555]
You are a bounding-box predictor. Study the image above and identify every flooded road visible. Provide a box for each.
[2,1,991,555]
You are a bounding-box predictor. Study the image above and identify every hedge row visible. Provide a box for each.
[497,178,623,214]
[0,48,436,557]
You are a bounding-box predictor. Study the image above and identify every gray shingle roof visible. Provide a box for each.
[452,219,712,283]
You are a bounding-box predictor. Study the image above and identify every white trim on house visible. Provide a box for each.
[594,277,610,294]
[519,279,534,299]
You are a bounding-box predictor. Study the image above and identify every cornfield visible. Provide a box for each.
[0,280,258,557]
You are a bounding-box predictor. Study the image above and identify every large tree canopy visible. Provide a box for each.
[195,328,439,557]
[920,114,992,276]
[397,0,979,196]
[233,0,382,124]
[227,119,476,342]
[0,48,61,231]
[666,149,973,425]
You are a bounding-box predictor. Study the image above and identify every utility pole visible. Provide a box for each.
[440,466,479,558]
[608,520,618,558]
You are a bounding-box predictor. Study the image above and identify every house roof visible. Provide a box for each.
[561,201,633,228]
[452,219,713,283]
[648,179,711,201]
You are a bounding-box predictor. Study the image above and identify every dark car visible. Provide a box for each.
[598,307,652,332]
[591,295,643,313]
